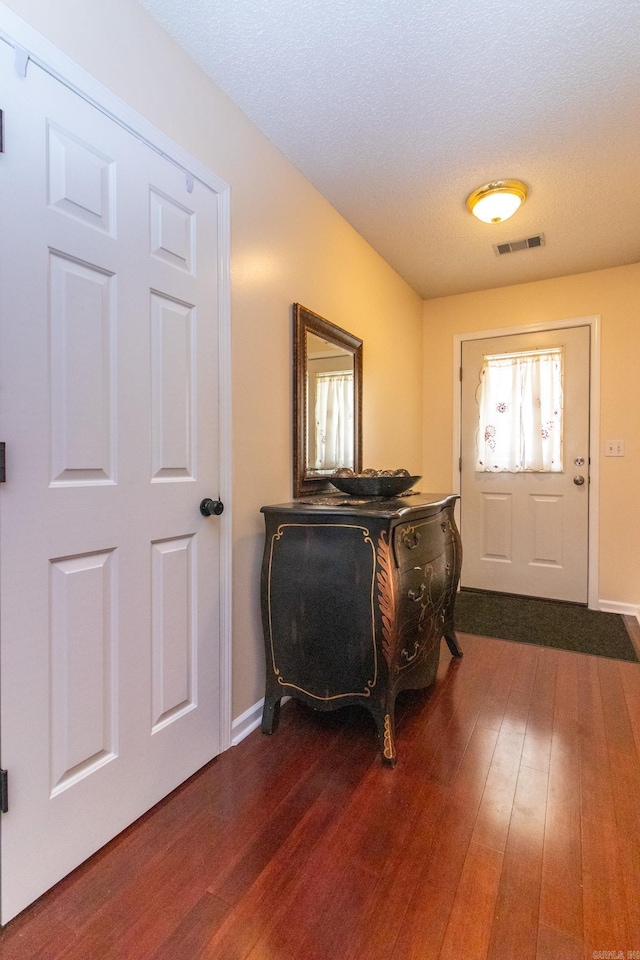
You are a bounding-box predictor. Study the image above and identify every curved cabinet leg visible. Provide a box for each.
[444,629,463,658]
[372,705,397,766]
[261,696,281,734]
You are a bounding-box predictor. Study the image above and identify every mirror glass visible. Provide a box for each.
[306,331,355,475]
[293,304,362,498]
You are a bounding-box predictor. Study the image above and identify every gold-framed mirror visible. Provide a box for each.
[293,304,362,498]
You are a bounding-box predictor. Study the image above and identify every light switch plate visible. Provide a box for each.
[605,440,625,456]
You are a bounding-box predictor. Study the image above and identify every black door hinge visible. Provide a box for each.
[0,442,5,483]
[0,770,8,813]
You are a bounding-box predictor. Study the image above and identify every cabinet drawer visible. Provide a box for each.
[394,511,454,569]
[396,550,451,669]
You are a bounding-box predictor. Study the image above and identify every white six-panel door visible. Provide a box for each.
[0,38,226,921]
[460,325,590,602]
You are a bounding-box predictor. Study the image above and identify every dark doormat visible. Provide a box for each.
[454,589,639,662]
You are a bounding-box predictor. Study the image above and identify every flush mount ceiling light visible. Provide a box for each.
[466,179,529,224]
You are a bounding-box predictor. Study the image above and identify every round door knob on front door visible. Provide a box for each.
[573,476,585,486]
[200,498,224,516]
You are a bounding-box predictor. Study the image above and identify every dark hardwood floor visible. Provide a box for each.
[1,628,640,960]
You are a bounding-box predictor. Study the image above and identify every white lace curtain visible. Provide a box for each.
[476,348,563,473]
[314,371,354,470]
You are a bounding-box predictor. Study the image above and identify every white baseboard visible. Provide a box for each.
[231,698,264,746]
[231,696,291,746]
[598,598,640,623]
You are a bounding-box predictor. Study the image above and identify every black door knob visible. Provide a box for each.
[200,498,224,516]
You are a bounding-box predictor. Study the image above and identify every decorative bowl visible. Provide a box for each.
[329,475,421,497]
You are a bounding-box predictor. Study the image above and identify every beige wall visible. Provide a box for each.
[3,0,424,717]
[423,263,640,606]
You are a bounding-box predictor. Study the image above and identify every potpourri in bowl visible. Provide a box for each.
[330,468,421,497]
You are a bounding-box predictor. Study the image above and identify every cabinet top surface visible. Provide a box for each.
[261,493,458,519]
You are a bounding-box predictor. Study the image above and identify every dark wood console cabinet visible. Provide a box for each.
[259,494,462,764]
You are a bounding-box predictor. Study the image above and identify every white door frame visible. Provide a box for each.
[452,315,601,610]
[0,5,233,749]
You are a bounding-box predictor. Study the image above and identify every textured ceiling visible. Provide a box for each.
[137,0,640,299]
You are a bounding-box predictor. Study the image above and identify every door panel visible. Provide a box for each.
[0,41,223,921]
[460,326,590,602]
[150,292,197,480]
[49,251,116,483]
[150,535,196,729]
[531,494,563,566]
[481,493,512,561]
[49,549,117,795]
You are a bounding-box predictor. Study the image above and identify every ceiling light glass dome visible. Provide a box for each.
[466,180,529,224]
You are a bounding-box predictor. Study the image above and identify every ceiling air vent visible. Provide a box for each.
[494,234,545,256]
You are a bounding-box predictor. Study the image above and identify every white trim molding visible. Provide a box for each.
[0,4,233,752]
[231,697,292,746]
[598,599,640,622]
[452,315,601,610]
[231,700,265,746]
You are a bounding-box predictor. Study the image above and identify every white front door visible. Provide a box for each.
[0,40,225,922]
[460,325,590,602]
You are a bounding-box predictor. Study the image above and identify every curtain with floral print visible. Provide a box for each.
[314,371,354,470]
[476,348,563,472]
